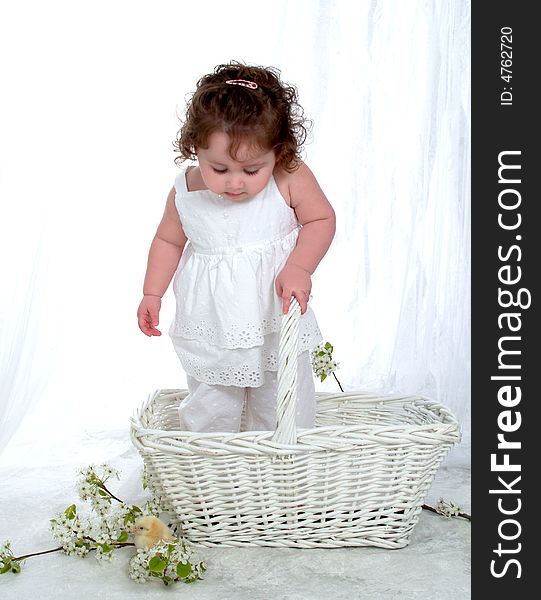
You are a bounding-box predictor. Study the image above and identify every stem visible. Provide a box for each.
[100,483,124,504]
[12,542,135,563]
[114,542,136,548]
[333,372,344,392]
[13,546,64,561]
[421,503,438,515]
[83,535,98,543]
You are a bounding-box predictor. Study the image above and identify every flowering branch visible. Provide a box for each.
[311,342,342,389]
[423,498,471,521]
[0,464,206,586]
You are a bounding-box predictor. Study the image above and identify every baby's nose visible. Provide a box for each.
[227,174,244,189]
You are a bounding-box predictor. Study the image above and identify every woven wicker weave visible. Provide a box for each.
[131,299,460,548]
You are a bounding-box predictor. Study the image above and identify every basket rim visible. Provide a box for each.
[130,388,461,452]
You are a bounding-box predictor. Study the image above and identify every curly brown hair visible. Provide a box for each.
[173,61,310,172]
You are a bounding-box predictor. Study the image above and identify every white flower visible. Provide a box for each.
[143,496,162,517]
[127,539,206,584]
[311,342,339,382]
[76,464,120,508]
[435,497,463,518]
[128,548,151,583]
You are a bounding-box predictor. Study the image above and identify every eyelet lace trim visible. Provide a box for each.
[173,323,322,388]
[172,316,282,349]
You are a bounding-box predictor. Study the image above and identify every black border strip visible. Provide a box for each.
[472,2,539,596]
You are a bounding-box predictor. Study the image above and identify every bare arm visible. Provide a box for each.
[137,186,187,336]
[286,162,336,274]
[276,162,336,314]
[143,186,187,297]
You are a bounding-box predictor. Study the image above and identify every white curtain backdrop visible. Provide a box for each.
[0,0,470,464]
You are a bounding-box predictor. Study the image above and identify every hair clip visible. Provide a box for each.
[225,79,258,89]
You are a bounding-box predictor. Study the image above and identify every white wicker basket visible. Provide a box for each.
[131,299,460,548]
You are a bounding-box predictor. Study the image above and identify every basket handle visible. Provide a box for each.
[271,296,301,445]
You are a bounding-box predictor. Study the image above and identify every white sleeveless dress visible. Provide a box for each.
[169,165,322,388]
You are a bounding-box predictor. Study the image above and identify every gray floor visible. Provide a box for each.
[0,427,470,600]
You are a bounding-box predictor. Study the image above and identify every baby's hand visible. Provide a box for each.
[137,295,162,336]
[275,264,312,315]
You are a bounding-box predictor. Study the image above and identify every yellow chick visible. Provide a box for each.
[131,516,176,549]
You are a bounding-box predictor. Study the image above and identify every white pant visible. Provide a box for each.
[179,351,315,432]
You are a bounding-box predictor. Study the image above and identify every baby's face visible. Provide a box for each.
[197,131,276,201]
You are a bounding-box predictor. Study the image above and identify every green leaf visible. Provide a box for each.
[148,556,167,573]
[320,373,327,382]
[101,543,113,554]
[176,562,192,578]
[98,488,108,497]
[123,505,143,525]
[318,351,325,356]
[64,504,77,520]
[1,562,12,574]
[117,531,129,543]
